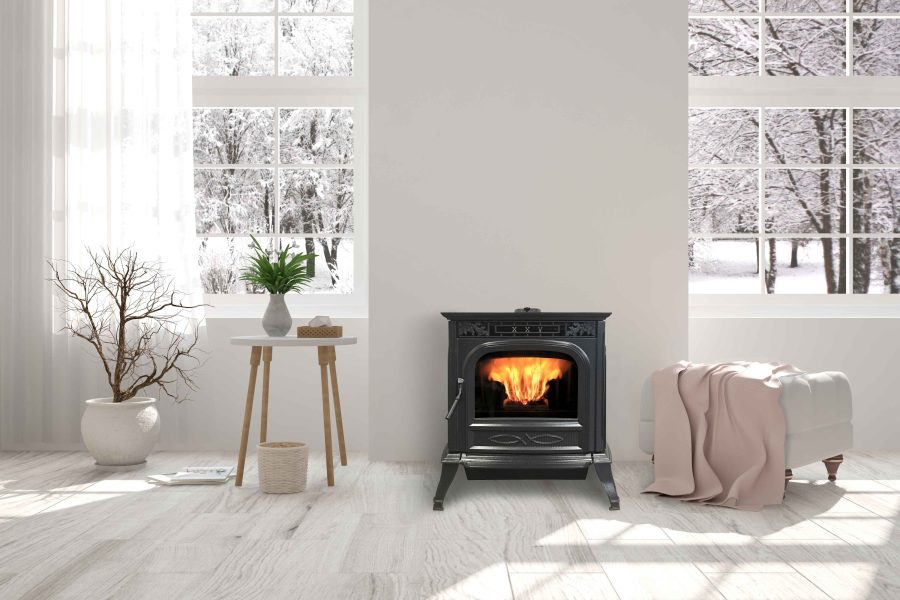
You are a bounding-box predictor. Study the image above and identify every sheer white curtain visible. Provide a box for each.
[0,0,199,449]
[0,0,58,448]
[66,0,201,311]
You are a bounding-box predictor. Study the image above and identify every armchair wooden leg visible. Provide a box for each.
[824,455,843,482]
[784,469,792,496]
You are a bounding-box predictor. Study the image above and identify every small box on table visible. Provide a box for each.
[297,325,342,338]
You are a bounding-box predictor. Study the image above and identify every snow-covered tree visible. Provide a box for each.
[690,2,899,77]
[279,108,353,164]
[689,0,757,12]
[191,4,358,295]
[193,1,274,12]
[690,169,758,235]
[195,169,275,234]
[854,1,900,12]
[280,0,353,12]
[689,108,758,164]
[280,169,352,283]
[764,109,847,292]
[193,17,274,76]
[689,18,759,76]
[767,1,846,10]
[278,108,354,283]
[765,18,845,76]
[692,108,849,292]
[853,109,900,293]
[199,238,244,294]
[193,109,276,236]
[279,17,352,76]
[194,108,274,165]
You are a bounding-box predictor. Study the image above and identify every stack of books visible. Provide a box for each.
[147,466,235,486]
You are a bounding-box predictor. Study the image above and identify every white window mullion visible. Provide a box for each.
[274,104,281,245]
[758,106,767,294]
[273,5,279,77]
[846,1,853,76]
[758,13,765,77]
[847,107,855,293]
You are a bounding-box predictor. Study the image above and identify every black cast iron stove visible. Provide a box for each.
[433,309,620,511]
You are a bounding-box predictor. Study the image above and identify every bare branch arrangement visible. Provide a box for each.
[49,248,205,403]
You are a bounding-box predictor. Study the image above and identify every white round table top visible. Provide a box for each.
[230,335,357,347]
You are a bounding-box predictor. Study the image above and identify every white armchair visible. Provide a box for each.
[639,371,853,488]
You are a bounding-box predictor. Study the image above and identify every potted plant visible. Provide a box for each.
[240,235,315,336]
[49,248,203,467]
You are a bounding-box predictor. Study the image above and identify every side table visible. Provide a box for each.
[229,335,358,487]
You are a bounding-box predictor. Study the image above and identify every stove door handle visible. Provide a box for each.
[445,378,464,421]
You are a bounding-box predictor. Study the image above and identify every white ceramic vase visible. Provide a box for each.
[262,293,292,336]
[81,397,160,467]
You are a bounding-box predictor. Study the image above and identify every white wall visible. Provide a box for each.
[369,1,687,461]
[690,318,900,451]
[1,318,370,453]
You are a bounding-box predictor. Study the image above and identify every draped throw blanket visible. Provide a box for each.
[644,362,799,511]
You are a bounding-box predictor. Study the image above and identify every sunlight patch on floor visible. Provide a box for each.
[39,479,157,513]
[533,520,586,546]
[425,563,511,600]
[577,518,670,541]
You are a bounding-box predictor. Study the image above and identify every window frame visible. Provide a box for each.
[689,1,900,317]
[191,0,368,319]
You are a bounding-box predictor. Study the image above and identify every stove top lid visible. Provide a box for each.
[441,311,611,321]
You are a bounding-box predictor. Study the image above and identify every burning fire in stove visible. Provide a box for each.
[482,356,571,408]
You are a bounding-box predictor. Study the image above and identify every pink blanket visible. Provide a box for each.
[644,361,798,510]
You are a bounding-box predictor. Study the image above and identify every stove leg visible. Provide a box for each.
[433,462,459,511]
[594,462,620,511]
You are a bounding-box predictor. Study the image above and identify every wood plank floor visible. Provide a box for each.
[0,450,897,599]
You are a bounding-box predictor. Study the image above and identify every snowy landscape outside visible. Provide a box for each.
[689,1,900,294]
[191,0,356,295]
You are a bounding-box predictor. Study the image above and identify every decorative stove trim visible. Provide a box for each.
[457,320,597,338]
[458,321,489,337]
[487,433,565,446]
[566,322,596,337]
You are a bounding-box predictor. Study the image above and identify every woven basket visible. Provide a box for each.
[257,442,308,493]
[297,325,342,338]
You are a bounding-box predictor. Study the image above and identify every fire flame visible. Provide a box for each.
[482,356,571,406]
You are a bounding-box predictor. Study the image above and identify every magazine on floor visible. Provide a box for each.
[147,466,235,485]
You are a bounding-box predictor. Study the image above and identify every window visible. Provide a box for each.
[191,0,366,311]
[689,1,900,297]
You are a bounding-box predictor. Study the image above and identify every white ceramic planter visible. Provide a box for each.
[81,397,160,467]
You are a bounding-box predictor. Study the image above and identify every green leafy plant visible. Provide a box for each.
[240,235,316,294]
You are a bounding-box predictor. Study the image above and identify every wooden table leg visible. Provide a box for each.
[318,347,335,487]
[236,346,262,487]
[327,350,347,467]
[260,346,272,444]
